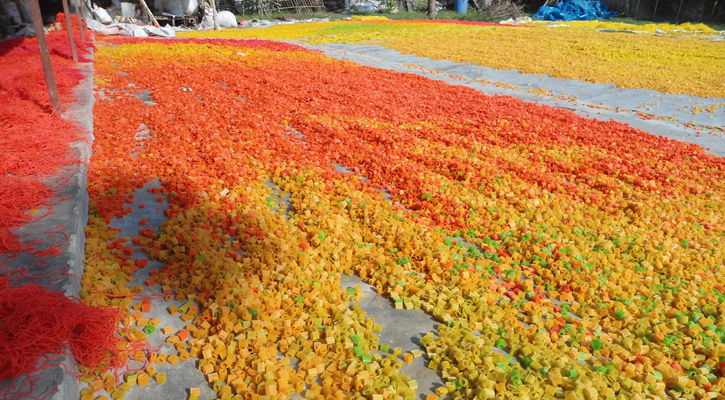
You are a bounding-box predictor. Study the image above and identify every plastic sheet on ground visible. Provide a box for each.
[86,18,176,36]
[313,42,725,156]
[238,17,330,29]
[500,16,532,24]
[532,0,616,21]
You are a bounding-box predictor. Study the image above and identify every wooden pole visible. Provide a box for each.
[29,0,60,112]
[72,0,85,42]
[428,0,435,18]
[712,0,719,21]
[78,0,89,27]
[138,0,159,26]
[633,0,640,19]
[676,0,684,23]
[60,0,78,61]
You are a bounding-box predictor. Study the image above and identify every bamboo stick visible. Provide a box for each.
[71,0,85,41]
[60,0,78,61]
[634,0,640,19]
[78,0,89,29]
[712,0,719,21]
[29,0,60,112]
[138,0,159,26]
[210,0,218,29]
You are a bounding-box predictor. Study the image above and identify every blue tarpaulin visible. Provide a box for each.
[532,0,617,21]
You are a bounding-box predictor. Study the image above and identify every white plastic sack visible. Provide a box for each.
[12,0,31,24]
[216,10,236,28]
[161,0,182,15]
[92,5,113,23]
[120,2,135,17]
[161,0,196,16]
[1,0,22,25]
[185,0,197,14]
[198,9,235,30]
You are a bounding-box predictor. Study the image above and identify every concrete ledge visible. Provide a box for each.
[0,59,94,400]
